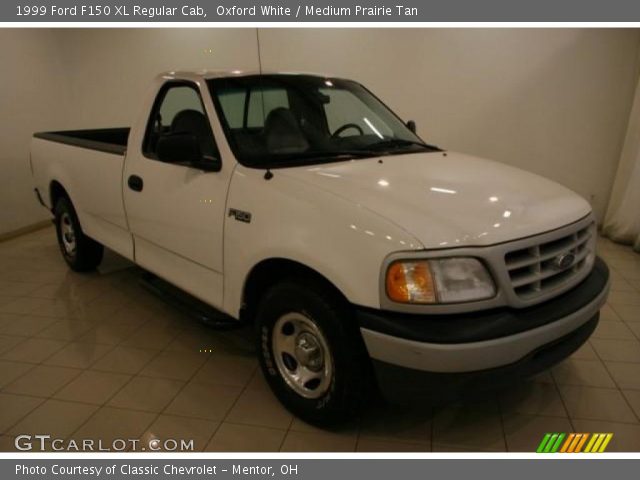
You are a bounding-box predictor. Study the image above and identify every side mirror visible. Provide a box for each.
[156,133,221,172]
[192,156,222,172]
[407,120,417,134]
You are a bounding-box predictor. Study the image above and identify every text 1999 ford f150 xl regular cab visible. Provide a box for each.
[31,71,610,424]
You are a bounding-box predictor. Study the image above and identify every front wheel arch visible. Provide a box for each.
[240,258,351,324]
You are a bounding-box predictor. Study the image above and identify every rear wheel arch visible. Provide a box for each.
[52,189,103,272]
[49,180,70,211]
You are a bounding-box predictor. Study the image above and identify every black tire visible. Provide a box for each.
[54,196,103,272]
[256,279,369,426]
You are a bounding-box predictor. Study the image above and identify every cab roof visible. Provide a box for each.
[157,70,340,82]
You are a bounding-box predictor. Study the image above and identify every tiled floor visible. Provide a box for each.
[0,227,639,452]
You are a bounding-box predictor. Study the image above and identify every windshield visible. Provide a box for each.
[208,74,438,168]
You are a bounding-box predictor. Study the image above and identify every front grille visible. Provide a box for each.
[504,222,595,301]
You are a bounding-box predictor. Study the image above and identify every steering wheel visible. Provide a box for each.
[332,123,364,138]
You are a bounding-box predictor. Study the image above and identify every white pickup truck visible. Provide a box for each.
[31,71,609,424]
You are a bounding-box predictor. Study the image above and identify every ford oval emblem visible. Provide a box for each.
[552,253,575,270]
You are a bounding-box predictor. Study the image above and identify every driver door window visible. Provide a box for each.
[144,84,219,160]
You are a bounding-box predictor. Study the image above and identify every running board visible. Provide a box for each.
[139,272,241,330]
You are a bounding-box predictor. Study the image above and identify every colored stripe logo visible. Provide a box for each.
[536,433,613,453]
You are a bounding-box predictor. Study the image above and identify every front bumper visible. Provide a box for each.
[357,256,609,401]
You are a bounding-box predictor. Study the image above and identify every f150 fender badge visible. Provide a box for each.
[228,208,252,223]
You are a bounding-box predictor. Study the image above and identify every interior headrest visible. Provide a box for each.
[263,107,309,154]
[170,109,216,157]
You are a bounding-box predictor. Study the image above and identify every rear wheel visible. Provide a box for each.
[256,280,369,425]
[54,196,103,272]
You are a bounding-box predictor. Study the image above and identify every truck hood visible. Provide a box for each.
[280,151,592,249]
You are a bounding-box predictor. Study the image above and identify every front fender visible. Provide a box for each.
[223,166,423,317]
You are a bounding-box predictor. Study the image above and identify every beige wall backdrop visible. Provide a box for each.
[0,30,72,235]
[55,29,260,128]
[0,28,639,235]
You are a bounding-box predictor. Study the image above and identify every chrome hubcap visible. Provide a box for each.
[272,313,332,399]
[60,212,76,256]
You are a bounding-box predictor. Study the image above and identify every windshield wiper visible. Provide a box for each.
[322,150,381,159]
[282,150,382,162]
[368,138,439,151]
[253,150,382,169]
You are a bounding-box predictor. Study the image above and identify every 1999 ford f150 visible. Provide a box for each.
[31,71,610,424]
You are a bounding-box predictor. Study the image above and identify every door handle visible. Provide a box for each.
[128,175,144,192]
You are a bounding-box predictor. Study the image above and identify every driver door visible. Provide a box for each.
[123,81,230,308]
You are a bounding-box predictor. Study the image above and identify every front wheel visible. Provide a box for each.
[54,196,104,272]
[256,280,369,426]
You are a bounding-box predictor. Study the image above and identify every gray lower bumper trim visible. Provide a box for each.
[361,279,609,373]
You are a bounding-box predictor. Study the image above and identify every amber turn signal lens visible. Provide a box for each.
[385,261,437,304]
[386,262,409,302]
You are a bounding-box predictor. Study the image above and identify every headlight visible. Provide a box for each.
[385,257,495,304]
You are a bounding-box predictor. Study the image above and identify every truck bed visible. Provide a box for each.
[33,128,130,155]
